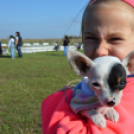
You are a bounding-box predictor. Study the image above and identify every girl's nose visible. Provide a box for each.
[95,42,108,57]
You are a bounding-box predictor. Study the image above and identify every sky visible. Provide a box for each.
[0,0,90,39]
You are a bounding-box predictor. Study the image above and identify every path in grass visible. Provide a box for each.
[0,51,82,134]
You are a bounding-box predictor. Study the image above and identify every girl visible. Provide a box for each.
[42,0,134,133]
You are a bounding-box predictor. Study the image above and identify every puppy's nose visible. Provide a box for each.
[107,98,115,106]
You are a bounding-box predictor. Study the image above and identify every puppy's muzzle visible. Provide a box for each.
[107,98,115,106]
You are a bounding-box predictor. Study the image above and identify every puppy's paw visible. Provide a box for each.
[81,109,106,128]
[86,109,106,128]
[90,113,106,128]
[105,108,119,122]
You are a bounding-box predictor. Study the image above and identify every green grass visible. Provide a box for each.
[0,51,83,134]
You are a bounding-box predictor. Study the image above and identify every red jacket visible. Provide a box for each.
[42,77,134,134]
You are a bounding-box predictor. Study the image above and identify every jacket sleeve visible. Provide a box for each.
[41,89,91,134]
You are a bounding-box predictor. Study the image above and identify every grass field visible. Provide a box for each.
[0,50,83,134]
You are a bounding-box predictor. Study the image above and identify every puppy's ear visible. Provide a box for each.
[67,50,93,76]
[122,51,134,75]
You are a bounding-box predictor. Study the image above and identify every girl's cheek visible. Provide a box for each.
[84,44,96,52]
[110,47,124,59]
[84,46,96,59]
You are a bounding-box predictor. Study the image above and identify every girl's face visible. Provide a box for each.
[83,5,134,60]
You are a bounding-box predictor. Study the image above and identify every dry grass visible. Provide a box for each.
[0,38,82,45]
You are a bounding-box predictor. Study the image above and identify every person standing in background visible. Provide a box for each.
[8,35,15,59]
[63,36,70,56]
[0,41,2,56]
[54,41,59,51]
[15,32,23,58]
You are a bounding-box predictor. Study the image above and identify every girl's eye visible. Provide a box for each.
[110,38,121,41]
[85,37,97,40]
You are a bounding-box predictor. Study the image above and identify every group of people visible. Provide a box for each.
[42,0,134,134]
[8,33,69,58]
[8,32,23,59]
[54,36,70,55]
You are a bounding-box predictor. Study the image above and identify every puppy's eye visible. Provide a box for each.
[92,82,100,87]
[120,81,126,85]
[119,80,126,90]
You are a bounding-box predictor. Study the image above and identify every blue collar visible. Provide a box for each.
[127,74,134,78]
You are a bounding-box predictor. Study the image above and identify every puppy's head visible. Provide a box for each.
[67,50,134,107]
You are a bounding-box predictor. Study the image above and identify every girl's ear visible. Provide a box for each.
[67,50,93,76]
[122,51,134,75]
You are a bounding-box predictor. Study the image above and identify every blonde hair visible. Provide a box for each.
[81,0,134,42]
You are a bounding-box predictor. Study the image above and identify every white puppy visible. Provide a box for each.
[67,50,134,128]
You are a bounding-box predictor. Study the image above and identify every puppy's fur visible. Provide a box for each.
[67,50,134,128]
